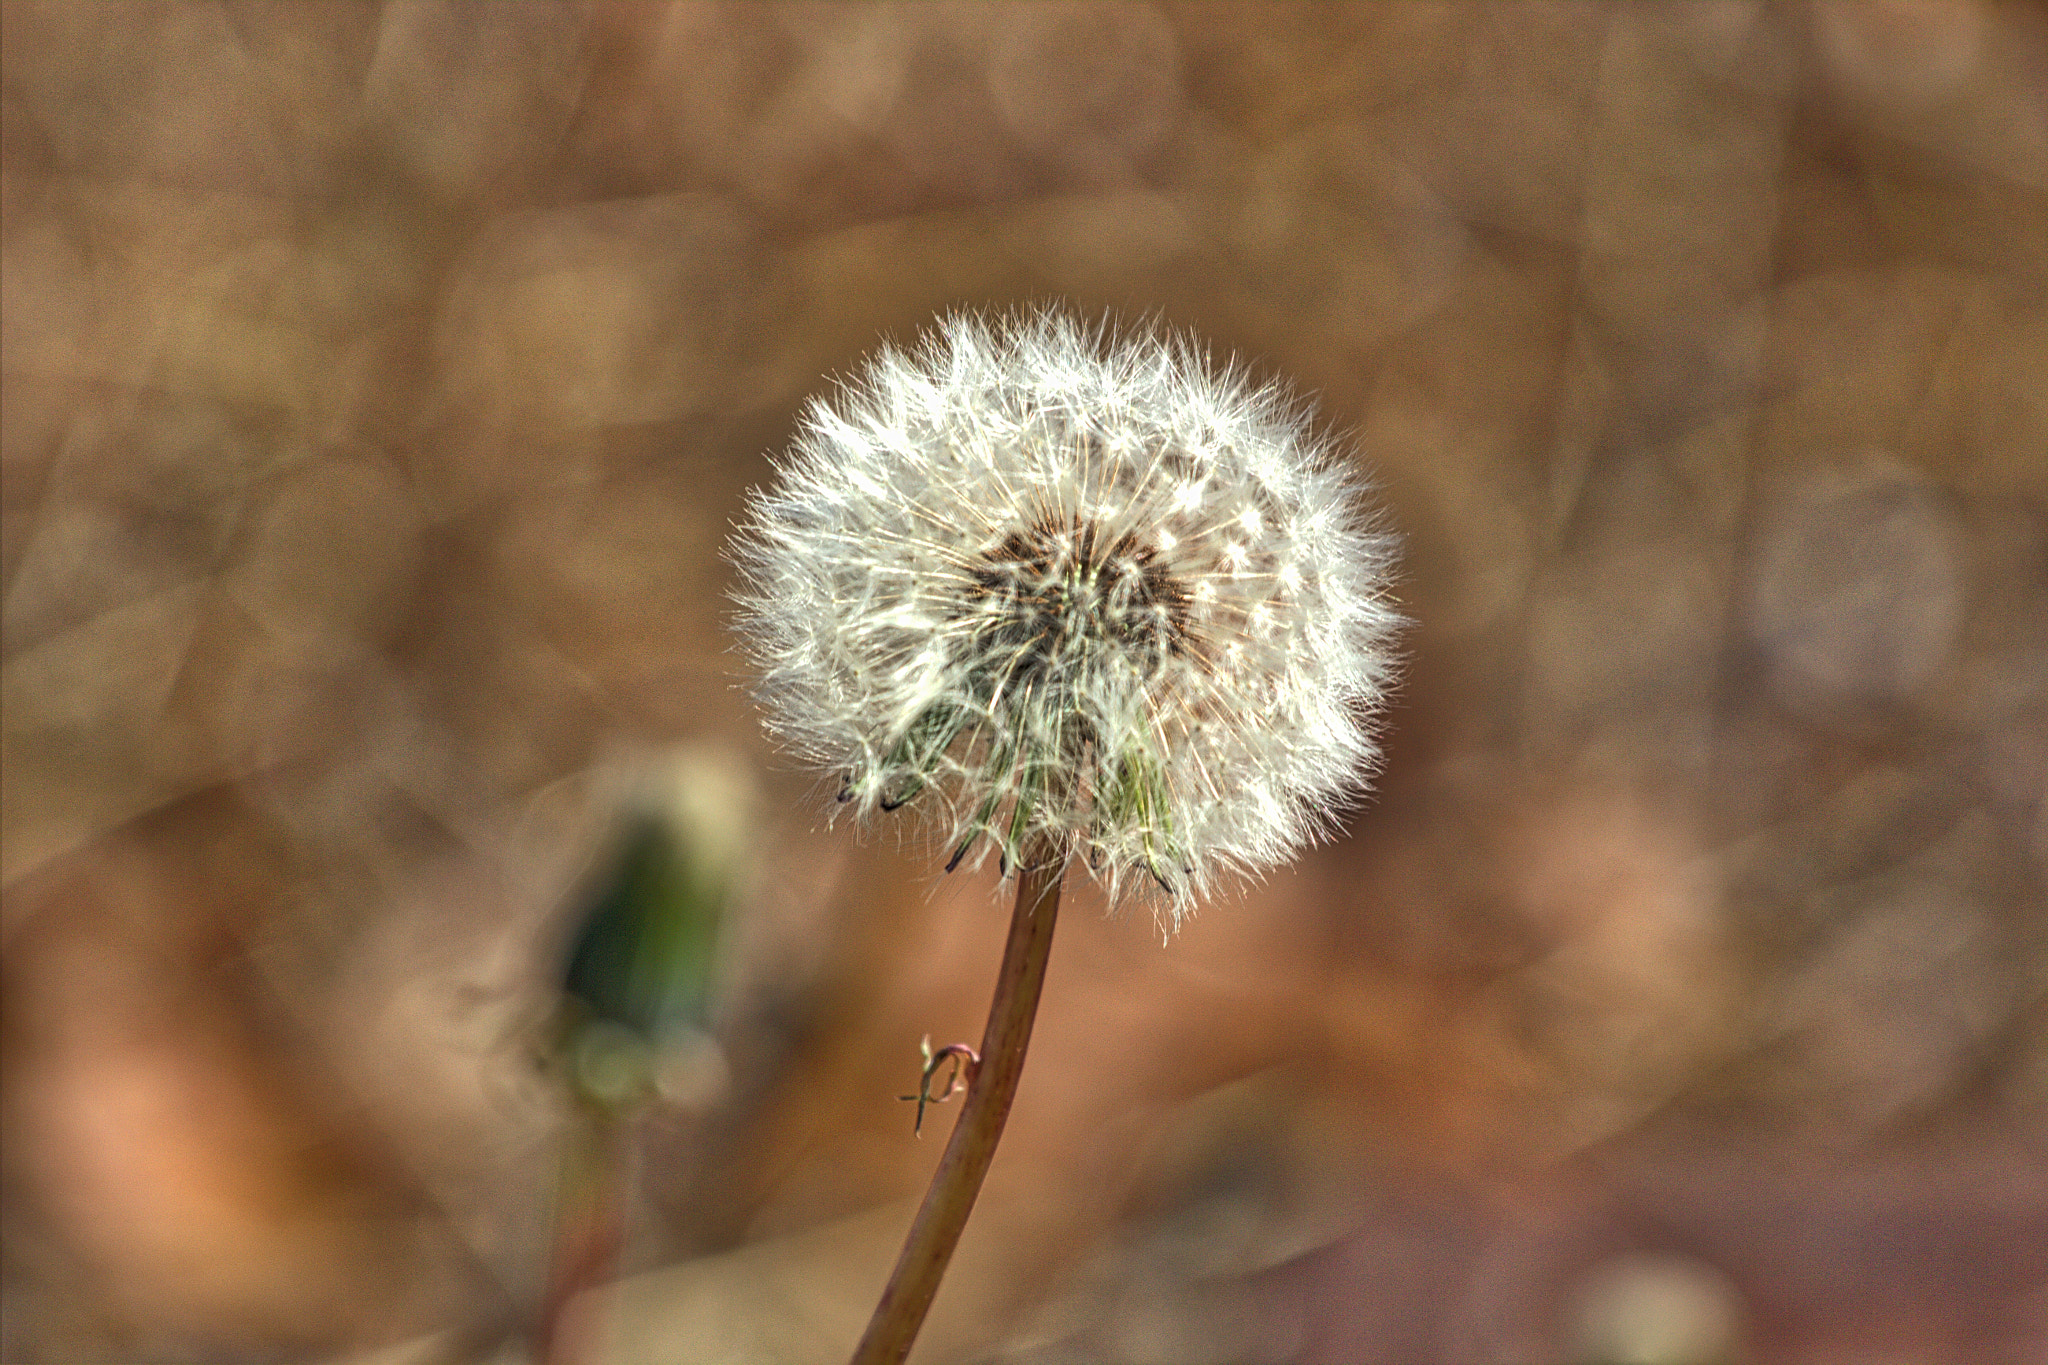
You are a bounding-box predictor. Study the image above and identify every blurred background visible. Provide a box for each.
[4,3,2045,1362]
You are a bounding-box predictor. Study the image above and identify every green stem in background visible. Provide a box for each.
[537,1098,633,1365]
[850,836,1068,1365]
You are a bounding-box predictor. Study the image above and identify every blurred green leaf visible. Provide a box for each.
[561,808,727,1048]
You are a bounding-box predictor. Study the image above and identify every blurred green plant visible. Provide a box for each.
[540,752,753,1364]
[559,810,726,1107]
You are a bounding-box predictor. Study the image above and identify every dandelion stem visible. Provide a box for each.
[850,835,1067,1364]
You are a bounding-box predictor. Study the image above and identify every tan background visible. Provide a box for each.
[3,3,2045,1362]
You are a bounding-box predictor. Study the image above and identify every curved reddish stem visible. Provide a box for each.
[850,838,1066,1364]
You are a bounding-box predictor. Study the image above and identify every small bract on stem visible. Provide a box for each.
[899,1037,980,1137]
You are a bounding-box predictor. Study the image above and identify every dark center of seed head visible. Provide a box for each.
[966,517,1188,673]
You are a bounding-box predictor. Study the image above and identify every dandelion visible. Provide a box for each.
[729,308,1400,1365]
[732,309,1400,920]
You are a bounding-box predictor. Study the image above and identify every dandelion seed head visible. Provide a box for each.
[731,309,1401,922]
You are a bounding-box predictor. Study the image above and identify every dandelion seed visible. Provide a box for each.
[731,308,1400,922]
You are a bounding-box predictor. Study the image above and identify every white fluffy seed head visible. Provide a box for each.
[730,309,1401,923]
